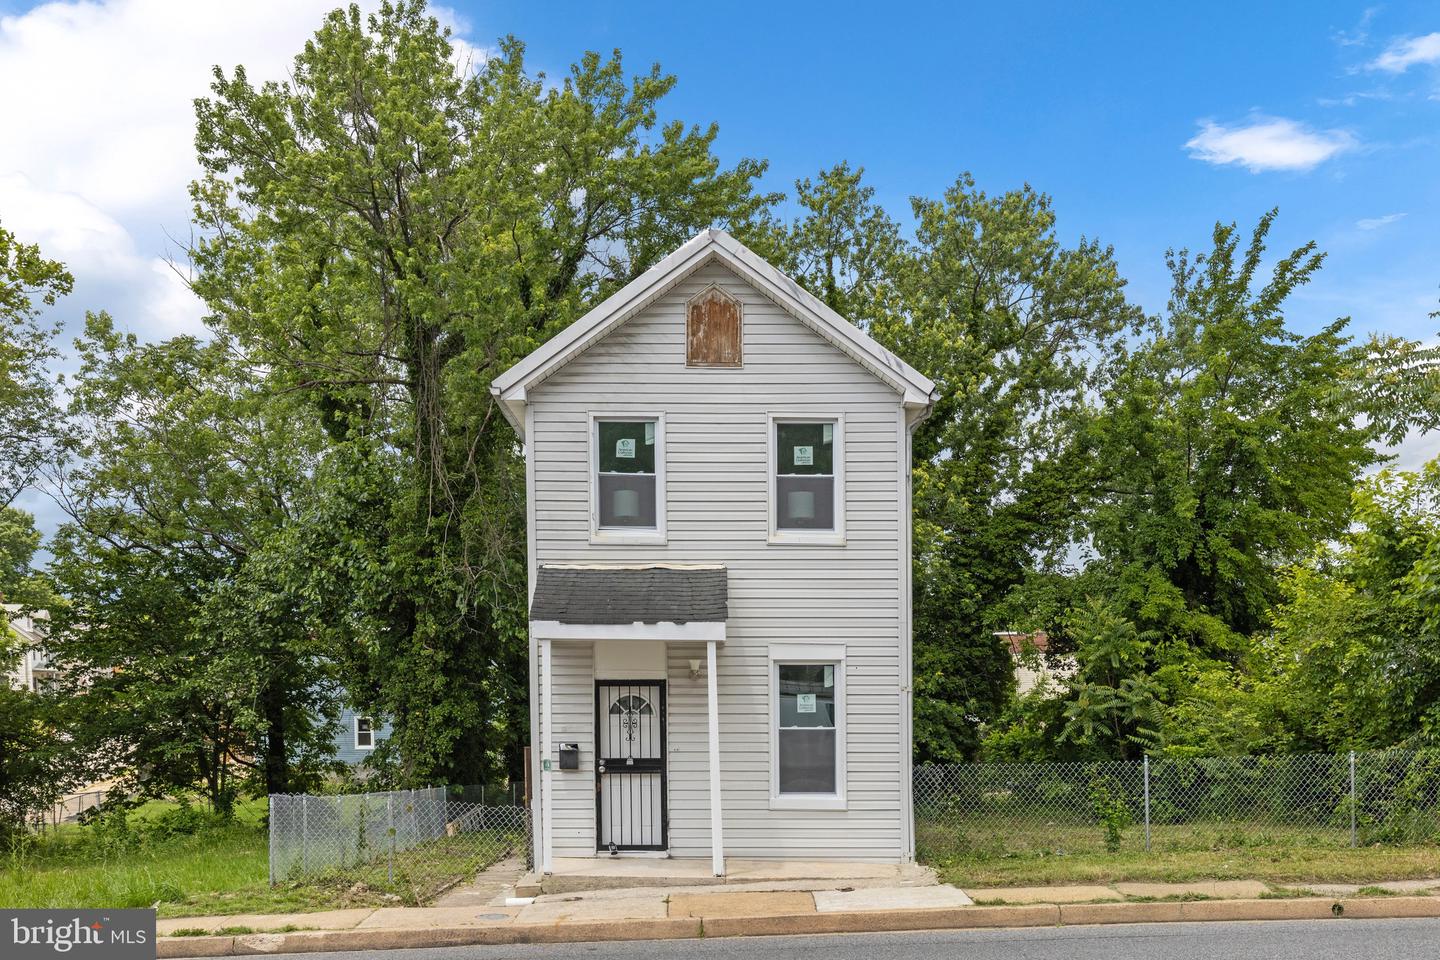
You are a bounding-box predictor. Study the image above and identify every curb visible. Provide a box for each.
[155,896,1440,957]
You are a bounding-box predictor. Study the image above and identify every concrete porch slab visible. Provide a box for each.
[813,885,974,912]
[541,857,931,894]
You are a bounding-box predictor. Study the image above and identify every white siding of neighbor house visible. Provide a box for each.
[532,260,906,861]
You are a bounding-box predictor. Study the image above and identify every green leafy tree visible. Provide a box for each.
[0,220,71,509]
[872,175,1141,760]
[1086,212,1431,652]
[1257,463,1440,751]
[187,1,778,784]
[48,316,338,809]
[779,162,901,320]
[1057,599,1165,760]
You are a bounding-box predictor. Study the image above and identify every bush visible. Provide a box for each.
[1089,777,1133,852]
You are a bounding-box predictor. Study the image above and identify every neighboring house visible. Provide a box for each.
[331,702,393,766]
[996,630,1076,697]
[3,605,56,693]
[492,229,936,875]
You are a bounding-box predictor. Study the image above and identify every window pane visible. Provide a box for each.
[779,729,836,793]
[598,421,656,474]
[598,473,657,527]
[778,663,836,728]
[776,422,833,475]
[776,475,834,530]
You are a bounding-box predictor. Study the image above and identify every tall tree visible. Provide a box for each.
[48,316,337,808]
[0,219,70,510]
[188,1,778,784]
[1085,212,1426,652]
[871,175,1140,760]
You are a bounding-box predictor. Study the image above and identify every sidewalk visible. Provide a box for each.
[157,875,1440,957]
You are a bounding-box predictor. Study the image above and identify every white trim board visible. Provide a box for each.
[530,621,726,644]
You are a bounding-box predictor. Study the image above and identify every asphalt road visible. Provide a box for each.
[265,918,1440,960]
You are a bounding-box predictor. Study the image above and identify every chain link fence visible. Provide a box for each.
[915,749,1440,862]
[269,786,530,901]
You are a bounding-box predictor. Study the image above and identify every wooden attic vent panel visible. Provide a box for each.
[686,285,742,367]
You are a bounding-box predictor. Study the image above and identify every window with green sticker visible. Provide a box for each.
[596,419,658,529]
[775,421,836,531]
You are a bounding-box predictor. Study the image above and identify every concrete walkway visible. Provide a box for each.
[156,875,1440,957]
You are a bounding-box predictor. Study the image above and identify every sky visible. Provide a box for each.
[1,0,1438,534]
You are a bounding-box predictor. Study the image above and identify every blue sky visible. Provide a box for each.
[1,0,1437,536]
[465,1,1439,343]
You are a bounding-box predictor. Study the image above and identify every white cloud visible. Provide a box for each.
[0,171,205,336]
[1357,212,1407,230]
[1185,116,1356,173]
[1368,32,1440,73]
[0,0,480,342]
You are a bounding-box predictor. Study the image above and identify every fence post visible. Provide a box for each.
[1349,751,1357,848]
[387,793,395,884]
[267,795,276,886]
[300,794,309,877]
[1143,755,1151,853]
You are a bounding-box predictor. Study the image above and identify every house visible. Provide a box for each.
[996,630,1075,697]
[3,605,56,693]
[492,229,936,875]
[330,703,392,767]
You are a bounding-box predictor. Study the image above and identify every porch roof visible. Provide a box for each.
[530,564,728,625]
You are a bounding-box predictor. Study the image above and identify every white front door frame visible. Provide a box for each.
[536,628,726,875]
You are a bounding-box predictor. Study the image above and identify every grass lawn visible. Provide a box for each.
[921,817,1440,887]
[0,798,518,918]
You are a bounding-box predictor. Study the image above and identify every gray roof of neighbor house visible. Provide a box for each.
[530,564,728,625]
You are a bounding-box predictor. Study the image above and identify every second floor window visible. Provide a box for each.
[775,420,837,531]
[355,717,375,750]
[596,418,659,530]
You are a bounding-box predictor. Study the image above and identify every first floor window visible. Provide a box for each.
[776,663,838,794]
[355,717,375,750]
[596,419,659,529]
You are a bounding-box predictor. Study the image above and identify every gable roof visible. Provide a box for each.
[490,229,935,436]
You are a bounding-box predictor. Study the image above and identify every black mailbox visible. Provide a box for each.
[557,742,580,770]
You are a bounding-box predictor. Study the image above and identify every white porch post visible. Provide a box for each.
[706,638,725,876]
[540,636,554,874]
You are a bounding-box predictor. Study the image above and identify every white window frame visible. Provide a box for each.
[354,716,376,751]
[767,413,845,545]
[589,412,667,545]
[768,643,847,811]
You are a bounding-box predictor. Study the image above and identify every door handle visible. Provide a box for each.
[598,761,606,774]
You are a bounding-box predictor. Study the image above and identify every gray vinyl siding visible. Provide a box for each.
[532,260,905,861]
[547,641,596,856]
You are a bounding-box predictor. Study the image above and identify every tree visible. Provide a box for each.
[779,162,901,320]
[870,175,1140,760]
[1056,599,1165,760]
[1085,212,1428,654]
[0,220,70,509]
[1257,463,1440,751]
[48,315,338,809]
[187,1,779,785]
